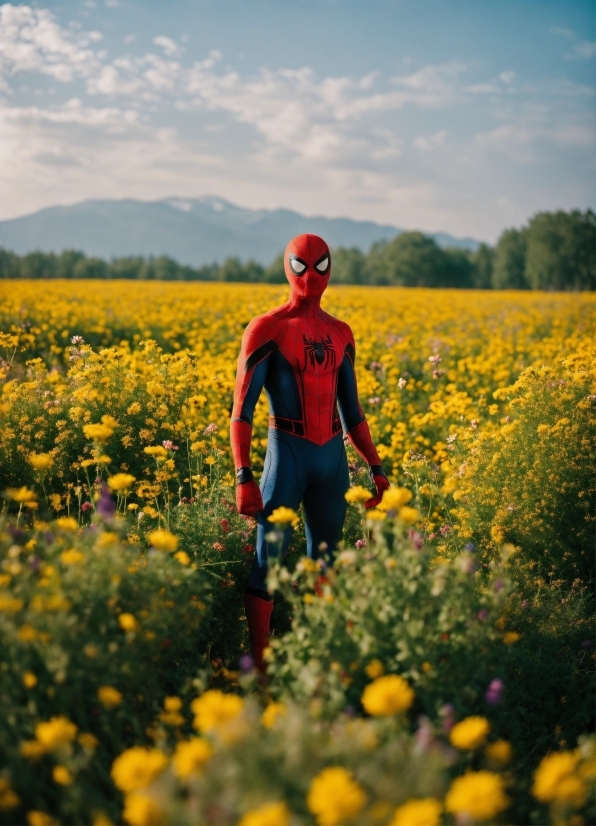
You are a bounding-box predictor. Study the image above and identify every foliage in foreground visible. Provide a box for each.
[448,346,595,590]
[0,505,593,826]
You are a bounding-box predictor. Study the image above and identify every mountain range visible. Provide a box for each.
[0,197,481,266]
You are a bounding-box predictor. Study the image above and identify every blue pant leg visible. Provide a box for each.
[302,434,350,562]
[248,430,304,592]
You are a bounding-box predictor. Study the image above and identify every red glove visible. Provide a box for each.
[364,467,390,510]
[235,468,263,516]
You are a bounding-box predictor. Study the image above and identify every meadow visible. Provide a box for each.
[0,280,594,826]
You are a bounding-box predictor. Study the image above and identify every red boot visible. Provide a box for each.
[244,589,274,672]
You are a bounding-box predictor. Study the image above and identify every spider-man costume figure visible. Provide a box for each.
[230,233,389,670]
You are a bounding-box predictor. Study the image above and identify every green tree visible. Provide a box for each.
[471,243,495,289]
[72,257,108,279]
[0,248,19,278]
[20,252,58,279]
[364,232,448,287]
[263,253,286,284]
[442,248,476,288]
[108,256,144,279]
[525,209,595,291]
[493,228,529,289]
[218,257,264,282]
[330,247,366,284]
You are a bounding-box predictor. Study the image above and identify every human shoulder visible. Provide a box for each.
[242,306,287,353]
[324,313,355,346]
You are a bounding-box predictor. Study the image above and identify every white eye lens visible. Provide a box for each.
[290,258,306,274]
[315,256,329,273]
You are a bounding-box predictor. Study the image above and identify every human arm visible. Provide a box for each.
[336,342,389,508]
[230,321,277,516]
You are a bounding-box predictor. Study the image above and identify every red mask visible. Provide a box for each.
[284,234,331,300]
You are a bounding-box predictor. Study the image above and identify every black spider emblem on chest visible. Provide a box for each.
[303,334,335,369]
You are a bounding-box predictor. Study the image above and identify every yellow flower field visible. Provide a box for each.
[0,280,594,826]
[0,280,593,525]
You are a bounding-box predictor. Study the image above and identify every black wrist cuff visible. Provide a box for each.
[369,464,387,481]
[236,467,254,485]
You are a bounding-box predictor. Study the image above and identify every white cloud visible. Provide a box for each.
[152,35,181,58]
[0,4,99,86]
[571,41,596,60]
[414,130,448,151]
[551,26,573,38]
[0,4,593,240]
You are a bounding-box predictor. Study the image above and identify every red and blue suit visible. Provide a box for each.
[230,233,389,669]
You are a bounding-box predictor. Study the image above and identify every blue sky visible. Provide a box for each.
[0,0,594,241]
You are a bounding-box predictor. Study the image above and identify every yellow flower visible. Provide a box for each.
[35,716,78,750]
[20,740,47,759]
[0,596,24,612]
[307,766,366,826]
[486,739,513,765]
[261,702,286,729]
[0,779,19,809]
[97,454,111,464]
[445,771,509,820]
[238,801,291,826]
[78,732,99,750]
[83,423,114,442]
[361,675,414,716]
[191,689,244,733]
[122,793,164,826]
[6,486,36,503]
[450,716,491,750]
[503,631,521,644]
[111,747,168,793]
[55,516,78,531]
[52,765,73,785]
[364,660,384,679]
[119,613,139,632]
[490,525,506,543]
[49,493,62,511]
[159,696,185,727]
[60,549,85,565]
[144,446,168,459]
[127,402,142,415]
[537,424,549,434]
[28,453,53,471]
[532,750,585,806]
[174,550,190,565]
[389,798,442,826]
[205,455,217,466]
[27,812,57,826]
[344,485,372,504]
[378,487,412,511]
[172,738,213,779]
[107,473,136,492]
[366,509,387,521]
[147,529,178,551]
[399,506,420,524]
[23,671,37,688]
[267,507,299,525]
[98,685,123,708]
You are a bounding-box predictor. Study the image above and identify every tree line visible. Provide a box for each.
[0,208,593,290]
